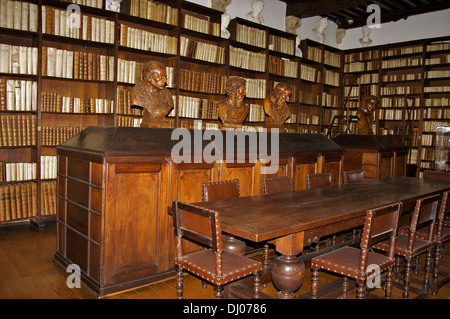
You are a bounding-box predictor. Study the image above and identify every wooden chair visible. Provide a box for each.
[343,169,364,184]
[423,170,450,228]
[373,194,440,298]
[311,202,402,299]
[201,179,246,256]
[172,201,263,299]
[262,176,293,195]
[306,172,332,189]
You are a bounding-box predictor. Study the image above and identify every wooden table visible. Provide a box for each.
[177,177,450,298]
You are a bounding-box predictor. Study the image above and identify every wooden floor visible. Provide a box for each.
[0,221,449,300]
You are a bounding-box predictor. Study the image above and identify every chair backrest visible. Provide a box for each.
[263,176,293,194]
[306,173,332,189]
[343,169,364,184]
[423,170,450,182]
[201,179,240,202]
[359,202,403,271]
[408,194,441,247]
[436,190,449,239]
[172,201,223,254]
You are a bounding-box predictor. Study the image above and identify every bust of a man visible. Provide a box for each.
[312,17,328,43]
[246,0,265,24]
[357,95,378,135]
[218,76,249,127]
[264,82,292,126]
[131,61,173,128]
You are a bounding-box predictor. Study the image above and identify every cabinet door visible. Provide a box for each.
[292,154,318,190]
[103,162,170,286]
[219,161,260,197]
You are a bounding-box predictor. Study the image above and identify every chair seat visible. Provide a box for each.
[398,226,450,244]
[175,249,262,286]
[373,234,434,259]
[311,246,394,281]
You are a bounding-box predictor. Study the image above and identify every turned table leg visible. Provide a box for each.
[271,232,305,299]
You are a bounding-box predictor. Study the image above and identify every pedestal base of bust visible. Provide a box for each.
[140,118,172,128]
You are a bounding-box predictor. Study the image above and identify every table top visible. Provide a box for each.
[189,177,450,242]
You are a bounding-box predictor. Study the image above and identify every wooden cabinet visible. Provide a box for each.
[55,126,342,297]
[333,134,408,181]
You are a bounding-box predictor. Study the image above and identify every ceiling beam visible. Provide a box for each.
[285,0,370,18]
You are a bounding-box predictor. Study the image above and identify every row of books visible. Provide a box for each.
[285,112,297,124]
[0,0,38,32]
[426,56,450,65]
[0,114,36,147]
[183,13,220,37]
[117,87,142,116]
[129,0,178,25]
[380,97,421,108]
[243,78,266,99]
[344,84,378,98]
[201,100,219,120]
[381,57,423,69]
[2,161,36,182]
[0,79,38,111]
[41,92,114,114]
[41,155,56,180]
[378,109,406,120]
[323,69,340,87]
[41,126,84,146]
[300,64,321,83]
[324,51,341,68]
[120,24,177,55]
[321,92,339,108]
[423,120,450,132]
[424,86,450,93]
[299,91,320,105]
[42,47,115,81]
[229,46,265,72]
[268,56,298,78]
[427,43,450,51]
[0,182,37,222]
[298,113,320,125]
[380,86,421,96]
[426,70,450,79]
[305,46,322,63]
[172,95,220,119]
[420,147,435,162]
[424,97,450,107]
[0,44,38,75]
[62,0,102,9]
[117,115,143,127]
[344,50,379,63]
[382,73,421,82]
[247,104,264,122]
[42,6,115,44]
[178,69,226,94]
[344,60,380,73]
[180,36,225,64]
[235,23,266,48]
[421,133,435,146]
[382,45,423,57]
[269,35,295,56]
[321,108,339,127]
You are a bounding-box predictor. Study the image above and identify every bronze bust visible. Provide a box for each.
[264,82,292,126]
[218,76,249,128]
[131,61,173,128]
[356,95,378,135]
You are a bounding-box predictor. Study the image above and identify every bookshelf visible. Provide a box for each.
[0,0,448,227]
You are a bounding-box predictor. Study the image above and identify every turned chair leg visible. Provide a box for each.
[253,273,261,299]
[311,267,319,299]
[432,243,442,295]
[176,267,184,299]
[214,285,224,299]
[385,267,393,298]
[403,259,412,299]
[342,277,349,299]
[356,279,365,299]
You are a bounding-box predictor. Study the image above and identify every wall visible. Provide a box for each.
[187,0,450,50]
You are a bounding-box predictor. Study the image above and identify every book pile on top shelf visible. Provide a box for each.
[0,0,38,31]
[42,47,115,81]
[0,182,37,222]
[0,114,36,147]
[130,0,178,25]
[42,6,115,43]
[183,13,219,37]
[0,44,38,75]
[0,79,38,111]
[235,23,266,48]
[62,0,102,9]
